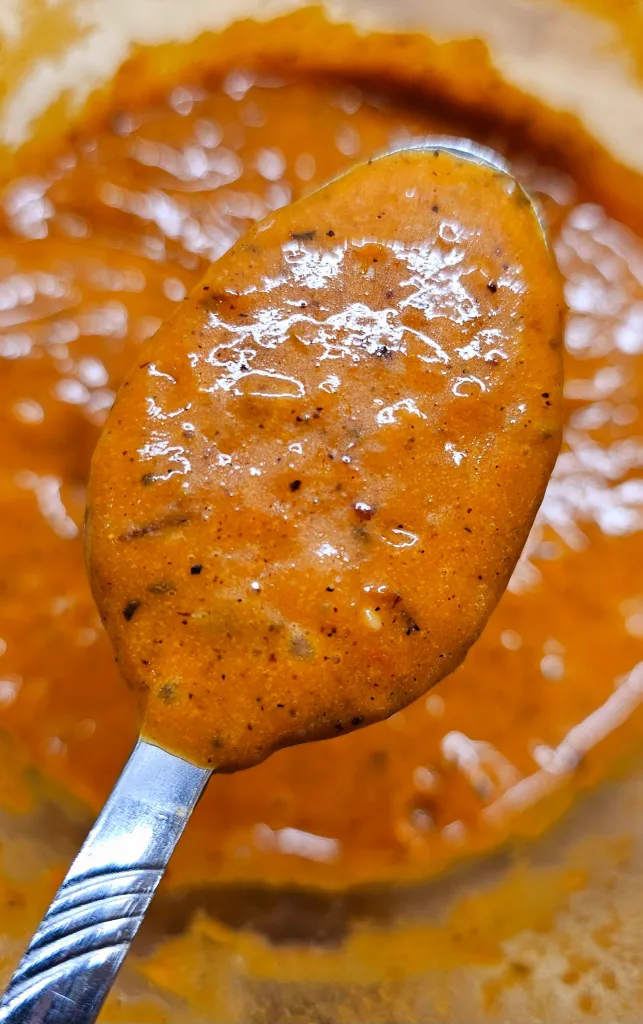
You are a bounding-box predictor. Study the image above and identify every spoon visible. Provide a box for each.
[0,139,563,1023]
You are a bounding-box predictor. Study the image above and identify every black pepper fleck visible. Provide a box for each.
[122,600,139,621]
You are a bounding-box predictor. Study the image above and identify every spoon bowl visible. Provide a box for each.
[86,140,563,770]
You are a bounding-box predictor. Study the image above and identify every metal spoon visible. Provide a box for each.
[0,741,207,1023]
[0,138,545,1023]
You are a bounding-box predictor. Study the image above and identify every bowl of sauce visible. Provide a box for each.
[1,1,643,1020]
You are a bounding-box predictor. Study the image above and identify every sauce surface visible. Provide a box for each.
[87,147,562,769]
[0,29,642,889]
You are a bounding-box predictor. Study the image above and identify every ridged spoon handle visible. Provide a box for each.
[0,739,210,1024]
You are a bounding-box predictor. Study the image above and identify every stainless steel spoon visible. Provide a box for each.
[0,741,209,1023]
[0,138,540,1024]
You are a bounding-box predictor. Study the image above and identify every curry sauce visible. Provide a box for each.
[0,13,642,890]
[86,147,563,769]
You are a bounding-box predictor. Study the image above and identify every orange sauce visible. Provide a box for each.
[0,10,642,890]
[87,147,562,769]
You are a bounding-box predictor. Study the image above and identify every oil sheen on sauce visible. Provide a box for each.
[0,45,642,889]
[86,147,563,770]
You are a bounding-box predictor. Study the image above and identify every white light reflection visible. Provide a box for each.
[15,471,78,539]
[100,182,240,261]
[223,69,255,101]
[319,374,340,394]
[445,442,466,466]
[376,397,426,426]
[315,542,339,560]
[75,824,154,876]
[2,177,53,238]
[137,438,191,478]
[335,125,360,157]
[255,147,285,181]
[0,271,72,328]
[442,820,468,845]
[144,396,191,421]
[282,240,344,289]
[453,375,486,397]
[168,84,205,115]
[194,119,223,149]
[146,363,176,384]
[295,153,316,181]
[513,423,643,592]
[76,357,108,388]
[385,528,418,550]
[202,300,450,394]
[438,220,467,243]
[425,694,445,716]
[441,730,520,801]
[0,674,20,707]
[254,824,340,863]
[456,328,507,364]
[0,334,32,359]
[396,242,480,326]
[484,661,643,825]
[53,379,90,405]
[130,137,242,191]
[13,399,44,424]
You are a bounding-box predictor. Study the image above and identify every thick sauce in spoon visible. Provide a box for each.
[86,145,563,769]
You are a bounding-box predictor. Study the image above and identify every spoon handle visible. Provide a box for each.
[0,739,210,1024]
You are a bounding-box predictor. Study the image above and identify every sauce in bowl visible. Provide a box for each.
[0,16,642,891]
